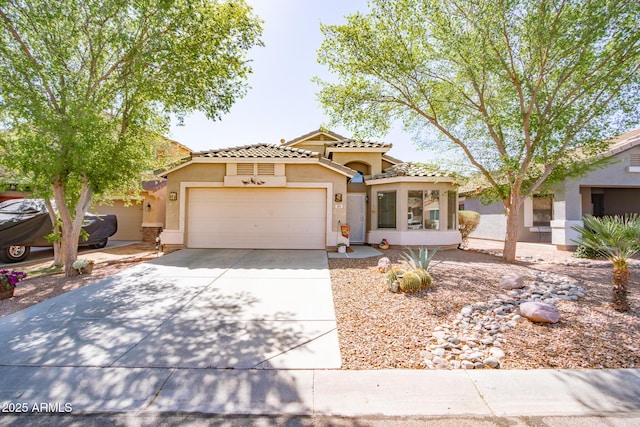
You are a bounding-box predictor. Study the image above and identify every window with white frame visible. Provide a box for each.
[377,191,396,228]
[532,196,553,226]
[447,191,457,230]
[407,190,441,230]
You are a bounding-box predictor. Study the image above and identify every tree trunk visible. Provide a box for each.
[53,179,94,277]
[44,198,63,267]
[503,200,521,263]
[612,264,630,312]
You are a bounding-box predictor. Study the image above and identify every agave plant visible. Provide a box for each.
[400,246,440,271]
[573,214,640,312]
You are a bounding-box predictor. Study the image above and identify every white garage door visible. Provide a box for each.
[187,188,327,249]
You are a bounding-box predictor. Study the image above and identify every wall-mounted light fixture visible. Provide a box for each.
[169,192,177,201]
[334,193,343,203]
[146,202,152,212]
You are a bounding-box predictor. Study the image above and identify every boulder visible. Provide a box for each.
[500,273,525,290]
[519,302,561,323]
[377,257,391,273]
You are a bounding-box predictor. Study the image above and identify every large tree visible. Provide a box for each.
[0,0,262,274]
[316,0,640,262]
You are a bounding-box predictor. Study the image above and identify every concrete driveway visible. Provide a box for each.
[0,249,340,370]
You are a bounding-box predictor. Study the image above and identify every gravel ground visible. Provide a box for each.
[329,246,640,370]
[2,243,638,370]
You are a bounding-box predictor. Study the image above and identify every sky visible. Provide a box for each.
[167,0,437,163]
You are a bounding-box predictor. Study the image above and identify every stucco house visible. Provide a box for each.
[159,129,461,250]
[463,128,640,249]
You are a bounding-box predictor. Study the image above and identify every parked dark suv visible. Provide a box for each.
[0,199,117,263]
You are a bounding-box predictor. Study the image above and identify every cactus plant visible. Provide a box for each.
[412,268,433,289]
[385,268,405,286]
[399,272,422,293]
[400,246,439,271]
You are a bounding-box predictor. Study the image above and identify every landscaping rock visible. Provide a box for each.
[423,270,582,369]
[483,357,501,368]
[500,272,525,289]
[519,302,561,323]
[377,257,391,273]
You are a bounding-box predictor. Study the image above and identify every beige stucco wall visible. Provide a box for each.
[165,163,226,229]
[142,186,166,226]
[285,164,348,233]
[288,138,326,155]
[164,161,349,235]
[331,152,385,176]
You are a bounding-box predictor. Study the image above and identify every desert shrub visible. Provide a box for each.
[573,243,601,259]
[458,210,480,248]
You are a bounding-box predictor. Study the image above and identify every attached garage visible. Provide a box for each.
[187,187,326,249]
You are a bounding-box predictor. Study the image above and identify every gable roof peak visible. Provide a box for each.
[283,129,347,146]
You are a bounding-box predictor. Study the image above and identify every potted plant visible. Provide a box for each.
[337,243,347,254]
[0,269,27,300]
[72,258,95,275]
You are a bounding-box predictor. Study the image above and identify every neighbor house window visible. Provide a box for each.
[408,191,423,229]
[533,196,553,226]
[447,191,457,230]
[407,190,444,230]
[377,191,396,228]
[425,190,440,229]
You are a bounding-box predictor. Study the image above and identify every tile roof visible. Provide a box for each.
[327,139,391,150]
[142,179,167,192]
[369,162,451,180]
[194,144,321,159]
[602,127,640,157]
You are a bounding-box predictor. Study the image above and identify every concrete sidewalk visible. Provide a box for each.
[0,366,638,418]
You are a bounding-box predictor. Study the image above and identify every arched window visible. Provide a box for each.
[349,171,364,183]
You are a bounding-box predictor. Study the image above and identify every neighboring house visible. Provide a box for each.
[0,168,31,202]
[0,138,192,243]
[93,138,192,242]
[159,129,461,249]
[463,128,640,249]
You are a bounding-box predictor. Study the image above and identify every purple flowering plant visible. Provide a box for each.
[0,269,27,291]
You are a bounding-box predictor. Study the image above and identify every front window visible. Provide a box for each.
[533,196,553,226]
[447,191,457,230]
[407,190,441,230]
[408,191,423,229]
[425,190,440,229]
[377,191,396,228]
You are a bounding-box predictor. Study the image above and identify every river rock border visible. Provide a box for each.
[422,270,585,369]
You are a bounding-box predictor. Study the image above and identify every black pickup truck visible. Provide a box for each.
[0,199,117,263]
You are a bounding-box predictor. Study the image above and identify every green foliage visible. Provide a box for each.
[573,215,640,269]
[573,243,601,260]
[412,268,433,289]
[316,0,640,261]
[400,246,439,271]
[399,272,422,293]
[0,0,262,274]
[458,210,481,248]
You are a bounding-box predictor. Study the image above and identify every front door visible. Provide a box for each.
[347,193,366,243]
